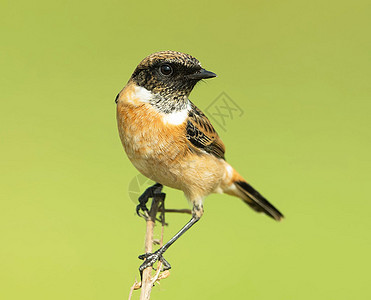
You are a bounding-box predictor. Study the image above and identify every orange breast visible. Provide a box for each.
[117,96,191,189]
[117,102,187,158]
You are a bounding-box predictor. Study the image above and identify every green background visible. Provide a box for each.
[1,0,370,299]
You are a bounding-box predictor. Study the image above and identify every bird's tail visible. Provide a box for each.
[224,167,284,221]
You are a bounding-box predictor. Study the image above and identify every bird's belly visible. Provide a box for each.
[124,139,186,190]
[127,149,226,198]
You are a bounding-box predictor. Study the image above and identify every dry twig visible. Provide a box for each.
[128,280,139,300]
[129,191,169,300]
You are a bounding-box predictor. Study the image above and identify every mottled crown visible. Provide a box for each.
[135,51,202,72]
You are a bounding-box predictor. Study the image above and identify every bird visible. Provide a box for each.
[115,50,283,273]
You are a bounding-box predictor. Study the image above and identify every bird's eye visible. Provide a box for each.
[159,64,173,76]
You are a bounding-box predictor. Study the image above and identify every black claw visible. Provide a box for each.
[136,183,163,217]
[138,252,151,260]
[160,256,172,271]
[136,204,149,217]
[156,192,166,201]
[138,249,170,273]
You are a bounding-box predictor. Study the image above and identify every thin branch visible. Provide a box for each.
[128,280,139,300]
[139,196,161,300]
[164,208,192,215]
[130,195,191,299]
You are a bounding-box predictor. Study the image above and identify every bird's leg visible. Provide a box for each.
[136,183,164,218]
[138,203,202,278]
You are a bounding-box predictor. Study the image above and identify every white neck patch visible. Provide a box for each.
[128,85,153,104]
[161,103,190,125]
[131,85,190,125]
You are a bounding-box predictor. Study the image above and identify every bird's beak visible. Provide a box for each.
[188,68,217,80]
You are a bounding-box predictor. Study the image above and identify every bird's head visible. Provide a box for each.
[130,51,216,99]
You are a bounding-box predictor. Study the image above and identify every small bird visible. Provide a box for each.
[116,51,283,272]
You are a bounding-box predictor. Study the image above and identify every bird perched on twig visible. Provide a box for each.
[116,51,283,272]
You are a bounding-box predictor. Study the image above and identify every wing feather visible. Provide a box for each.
[186,102,226,160]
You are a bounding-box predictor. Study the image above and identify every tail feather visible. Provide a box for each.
[234,181,284,221]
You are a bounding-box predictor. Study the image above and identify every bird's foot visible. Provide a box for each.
[136,203,149,219]
[138,249,172,273]
[136,183,164,219]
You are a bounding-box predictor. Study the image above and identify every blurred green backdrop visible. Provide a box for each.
[1,0,370,299]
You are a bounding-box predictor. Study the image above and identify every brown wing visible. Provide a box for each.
[186,102,226,160]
